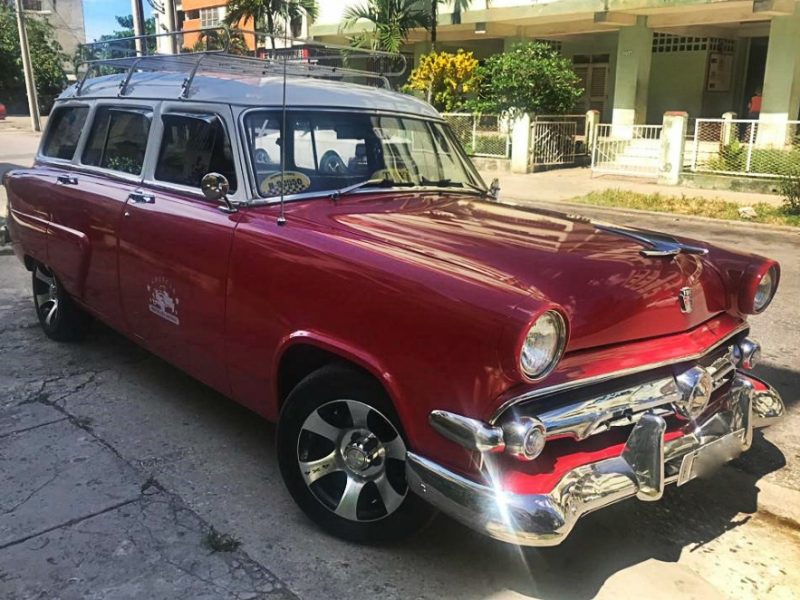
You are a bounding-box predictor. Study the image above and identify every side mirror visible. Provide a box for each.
[489,178,501,200]
[201,172,235,212]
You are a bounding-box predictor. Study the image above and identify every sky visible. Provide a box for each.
[83,0,153,43]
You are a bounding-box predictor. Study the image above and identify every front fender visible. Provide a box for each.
[272,329,405,423]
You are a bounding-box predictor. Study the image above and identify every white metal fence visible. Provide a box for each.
[534,114,588,138]
[591,124,663,178]
[688,118,800,178]
[441,113,511,158]
[530,121,577,168]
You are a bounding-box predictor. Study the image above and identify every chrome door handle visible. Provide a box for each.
[56,175,78,185]
[128,191,155,204]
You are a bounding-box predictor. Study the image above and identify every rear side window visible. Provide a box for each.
[82,107,152,175]
[155,113,237,192]
[41,106,88,160]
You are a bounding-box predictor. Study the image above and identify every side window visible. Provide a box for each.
[41,106,89,160]
[293,120,316,170]
[82,107,151,175]
[155,113,237,192]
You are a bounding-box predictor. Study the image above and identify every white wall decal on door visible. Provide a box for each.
[147,276,180,325]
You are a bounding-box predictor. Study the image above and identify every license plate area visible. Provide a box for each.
[677,428,746,487]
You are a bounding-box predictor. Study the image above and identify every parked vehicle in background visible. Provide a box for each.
[2,38,786,548]
[0,102,6,120]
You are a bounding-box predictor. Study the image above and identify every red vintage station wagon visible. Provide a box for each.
[3,47,786,547]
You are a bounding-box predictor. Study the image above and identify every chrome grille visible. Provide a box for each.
[504,344,738,442]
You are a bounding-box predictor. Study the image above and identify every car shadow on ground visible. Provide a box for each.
[17,314,794,600]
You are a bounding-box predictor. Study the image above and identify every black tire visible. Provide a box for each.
[277,363,435,544]
[32,263,91,342]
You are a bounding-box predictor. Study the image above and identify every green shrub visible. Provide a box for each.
[778,172,800,215]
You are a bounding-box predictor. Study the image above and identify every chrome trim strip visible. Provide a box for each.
[407,378,756,547]
[489,322,749,424]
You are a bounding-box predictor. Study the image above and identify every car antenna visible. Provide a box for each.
[276,7,289,227]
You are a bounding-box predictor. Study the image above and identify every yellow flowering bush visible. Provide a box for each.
[404,49,480,112]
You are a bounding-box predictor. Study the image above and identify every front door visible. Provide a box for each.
[117,104,244,395]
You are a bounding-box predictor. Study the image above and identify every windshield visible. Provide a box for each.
[243,110,484,198]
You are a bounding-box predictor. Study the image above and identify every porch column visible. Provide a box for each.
[611,17,653,135]
[413,42,432,66]
[758,7,800,146]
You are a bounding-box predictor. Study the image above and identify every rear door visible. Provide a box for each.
[46,102,157,328]
[117,103,244,395]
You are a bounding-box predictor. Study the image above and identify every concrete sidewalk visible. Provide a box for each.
[483,167,784,207]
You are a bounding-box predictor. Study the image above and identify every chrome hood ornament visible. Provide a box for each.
[594,224,708,258]
[678,287,694,313]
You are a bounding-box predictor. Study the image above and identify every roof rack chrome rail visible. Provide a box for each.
[74,27,408,98]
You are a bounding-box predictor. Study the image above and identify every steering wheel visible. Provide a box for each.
[254,148,271,166]
[319,150,347,174]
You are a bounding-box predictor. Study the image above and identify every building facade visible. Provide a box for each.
[21,0,85,69]
[310,0,800,140]
[153,0,309,53]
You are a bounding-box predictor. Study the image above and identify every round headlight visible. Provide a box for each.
[753,266,777,313]
[519,311,567,380]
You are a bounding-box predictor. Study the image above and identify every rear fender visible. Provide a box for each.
[45,220,91,298]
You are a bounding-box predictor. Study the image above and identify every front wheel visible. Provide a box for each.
[277,364,434,543]
[32,263,90,342]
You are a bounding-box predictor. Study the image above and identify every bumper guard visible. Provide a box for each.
[406,375,784,546]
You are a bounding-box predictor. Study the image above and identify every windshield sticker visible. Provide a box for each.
[147,277,180,325]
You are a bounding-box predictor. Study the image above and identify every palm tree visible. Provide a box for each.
[224,0,319,49]
[430,0,486,48]
[342,0,430,53]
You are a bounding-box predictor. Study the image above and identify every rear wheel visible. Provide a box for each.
[32,263,90,342]
[277,364,434,543]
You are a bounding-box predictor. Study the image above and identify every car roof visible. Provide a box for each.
[59,72,441,119]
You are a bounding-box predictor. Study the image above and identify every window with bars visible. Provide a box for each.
[652,33,735,54]
[22,0,44,11]
[199,6,226,28]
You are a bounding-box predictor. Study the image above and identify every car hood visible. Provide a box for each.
[318,194,729,351]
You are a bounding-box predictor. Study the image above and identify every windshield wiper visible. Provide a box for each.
[420,177,488,196]
[330,177,416,200]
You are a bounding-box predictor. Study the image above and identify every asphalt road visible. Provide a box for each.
[1,128,799,599]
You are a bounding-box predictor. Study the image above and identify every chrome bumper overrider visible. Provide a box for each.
[406,376,785,546]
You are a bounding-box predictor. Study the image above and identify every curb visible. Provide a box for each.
[755,479,800,531]
[503,195,800,235]
[0,245,13,256]
[720,465,800,530]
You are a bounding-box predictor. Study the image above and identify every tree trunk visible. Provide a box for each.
[430,0,437,50]
[267,11,276,49]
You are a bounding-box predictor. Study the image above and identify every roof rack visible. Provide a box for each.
[75,27,408,98]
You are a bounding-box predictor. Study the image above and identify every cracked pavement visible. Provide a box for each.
[0,261,295,599]
[1,128,800,599]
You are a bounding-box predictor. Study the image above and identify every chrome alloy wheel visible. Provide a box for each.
[33,264,60,327]
[297,399,408,522]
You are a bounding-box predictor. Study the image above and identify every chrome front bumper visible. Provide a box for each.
[406,376,785,547]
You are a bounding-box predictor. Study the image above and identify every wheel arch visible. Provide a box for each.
[274,332,405,424]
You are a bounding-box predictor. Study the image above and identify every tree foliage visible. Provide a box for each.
[404,49,479,112]
[341,0,430,53]
[0,3,67,113]
[224,0,318,49]
[468,41,582,117]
